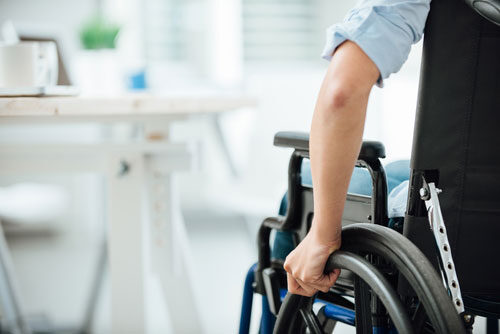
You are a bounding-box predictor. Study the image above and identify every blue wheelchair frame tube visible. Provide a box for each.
[238,263,276,334]
[239,264,256,334]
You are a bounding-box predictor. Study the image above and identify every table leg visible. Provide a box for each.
[107,153,146,334]
[147,170,203,334]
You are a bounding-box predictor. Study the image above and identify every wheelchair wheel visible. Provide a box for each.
[273,223,465,334]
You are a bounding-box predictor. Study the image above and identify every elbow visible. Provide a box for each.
[316,40,379,116]
[319,84,355,112]
[319,75,373,113]
[327,86,351,110]
[314,82,370,127]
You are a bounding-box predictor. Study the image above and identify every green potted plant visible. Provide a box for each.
[75,15,123,94]
[80,15,120,50]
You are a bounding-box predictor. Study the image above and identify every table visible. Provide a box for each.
[0,94,257,333]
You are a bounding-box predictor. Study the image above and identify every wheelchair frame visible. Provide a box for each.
[239,132,472,334]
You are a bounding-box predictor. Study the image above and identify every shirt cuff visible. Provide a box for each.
[321,24,385,88]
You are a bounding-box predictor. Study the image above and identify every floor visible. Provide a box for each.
[4,209,268,334]
[3,209,489,334]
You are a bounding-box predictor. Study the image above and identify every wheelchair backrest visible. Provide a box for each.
[404,0,500,299]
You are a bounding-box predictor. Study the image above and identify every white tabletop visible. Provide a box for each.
[0,93,257,117]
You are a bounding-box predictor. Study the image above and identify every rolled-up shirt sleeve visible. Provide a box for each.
[321,0,431,86]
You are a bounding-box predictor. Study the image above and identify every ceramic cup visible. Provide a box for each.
[0,41,58,87]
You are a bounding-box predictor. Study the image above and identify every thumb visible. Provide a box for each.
[319,268,341,287]
[312,269,341,292]
[328,268,341,284]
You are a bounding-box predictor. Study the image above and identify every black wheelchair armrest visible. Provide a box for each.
[274,131,310,151]
[274,131,386,161]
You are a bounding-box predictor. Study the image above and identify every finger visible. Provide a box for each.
[309,281,332,293]
[320,268,341,287]
[307,279,333,293]
[287,273,310,296]
[329,268,341,283]
[306,269,342,293]
[287,272,301,293]
[295,278,319,297]
[283,255,293,273]
[301,277,330,293]
[294,271,327,292]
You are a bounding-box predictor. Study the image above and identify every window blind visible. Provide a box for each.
[242,0,322,62]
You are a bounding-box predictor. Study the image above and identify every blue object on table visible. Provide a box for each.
[127,70,147,90]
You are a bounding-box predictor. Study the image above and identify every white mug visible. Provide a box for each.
[0,41,58,88]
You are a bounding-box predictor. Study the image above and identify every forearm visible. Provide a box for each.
[309,41,379,245]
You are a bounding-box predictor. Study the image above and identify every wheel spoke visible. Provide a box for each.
[412,301,428,332]
[299,308,323,334]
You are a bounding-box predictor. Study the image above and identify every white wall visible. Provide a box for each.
[175,0,423,217]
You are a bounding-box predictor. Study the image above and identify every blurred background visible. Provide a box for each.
[0,0,425,333]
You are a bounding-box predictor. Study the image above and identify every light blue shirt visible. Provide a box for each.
[321,0,432,86]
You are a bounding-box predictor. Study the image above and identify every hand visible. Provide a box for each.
[283,227,341,297]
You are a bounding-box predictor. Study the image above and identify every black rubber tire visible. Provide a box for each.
[274,251,413,334]
[273,223,466,334]
[339,224,465,334]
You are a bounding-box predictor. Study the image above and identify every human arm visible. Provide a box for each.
[283,41,379,296]
[283,0,432,296]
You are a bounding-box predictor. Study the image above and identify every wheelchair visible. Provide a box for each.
[239,0,500,332]
[240,132,470,334]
